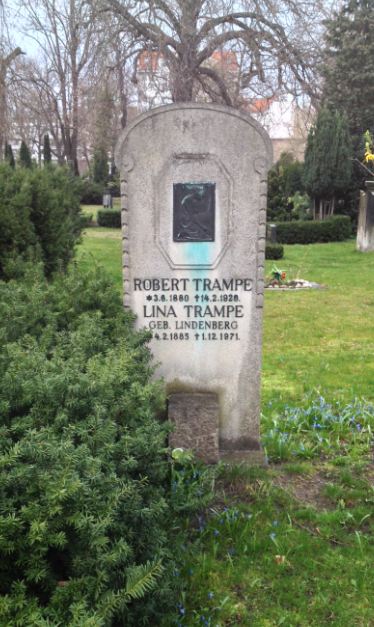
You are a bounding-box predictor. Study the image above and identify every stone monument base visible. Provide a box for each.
[219,449,266,464]
[168,393,219,464]
[168,392,265,465]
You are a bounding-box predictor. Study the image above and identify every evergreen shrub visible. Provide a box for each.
[0,265,173,625]
[0,164,38,279]
[265,242,284,259]
[79,178,104,204]
[28,166,82,275]
[19,140,32,168]
[0,164,82,279]
[98,209,121,228]
[267,152,306,222]
[108,174,121,198]
[274,215,352,244]
[93,147,109,184]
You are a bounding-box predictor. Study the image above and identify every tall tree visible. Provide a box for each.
[0,47,24,159]
[322,0,374,154]
[10,57,67,165]
[303,108,352,219]
[98,0,325,105]
[21,0,100,174]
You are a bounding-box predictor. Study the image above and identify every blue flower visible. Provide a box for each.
[270,532,277,540]
[198,515,206,532]
[213,529,220,537]
[177,603,185,616]
[207,591,214,599]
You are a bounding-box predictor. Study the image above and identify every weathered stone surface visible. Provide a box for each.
[357,182,374,252]
[115,103,272,463]
[168,393,219,463]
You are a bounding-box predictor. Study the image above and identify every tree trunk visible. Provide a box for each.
[0,48,24,160]
[173,1,199,102]
[0,72,6,159]
[69,0,79,175]
[116,48,128,129]
[171,51,195,102]
[331,195,336,216]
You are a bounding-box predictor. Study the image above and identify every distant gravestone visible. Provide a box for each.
[357,181,374,252]
[115,103,272,463]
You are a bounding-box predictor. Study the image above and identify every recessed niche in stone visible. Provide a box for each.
[173,182,215,242]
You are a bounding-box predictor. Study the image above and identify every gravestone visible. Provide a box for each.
[115,103,272,463]
[357,181,374,252]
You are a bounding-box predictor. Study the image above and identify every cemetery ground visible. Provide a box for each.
[77,219,374,626]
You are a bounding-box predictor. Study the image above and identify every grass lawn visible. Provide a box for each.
[76,231,374,411]
[76,228,374,626]
[262,242,374,411]
[77,226,122,291]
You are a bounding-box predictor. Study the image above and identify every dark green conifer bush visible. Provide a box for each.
[4,143,15,168]
[78,178,105,205]
[265,242,284,259]
[97,209,121,228]
[0,265,174,625]
[43,133,52,164]
[19,139,33,168]
[0,163,39,279]
[27,166,82,275]
[0,164,82,279]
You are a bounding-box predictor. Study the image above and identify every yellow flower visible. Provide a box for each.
[364,151,374,163]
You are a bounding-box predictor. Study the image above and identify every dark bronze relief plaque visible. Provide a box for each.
[173,183,215,242]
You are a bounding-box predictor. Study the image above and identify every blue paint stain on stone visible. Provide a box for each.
[182,243,213,349]
[184,242,211,267]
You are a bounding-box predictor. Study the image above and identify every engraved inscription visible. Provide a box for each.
[133,276,253,342]
[173,183,215,242]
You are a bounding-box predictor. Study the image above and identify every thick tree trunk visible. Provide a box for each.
[173,1,199,102]
[172,66,195,102]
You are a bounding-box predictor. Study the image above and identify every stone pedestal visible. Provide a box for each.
[168,393,219,464]
[357,181,374,252]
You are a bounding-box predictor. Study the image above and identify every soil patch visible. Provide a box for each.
[271,468,334,509]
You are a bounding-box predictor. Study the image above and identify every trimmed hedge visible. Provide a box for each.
[97,208,121,228]
[274,215,352,244]
[265,242,284,259]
